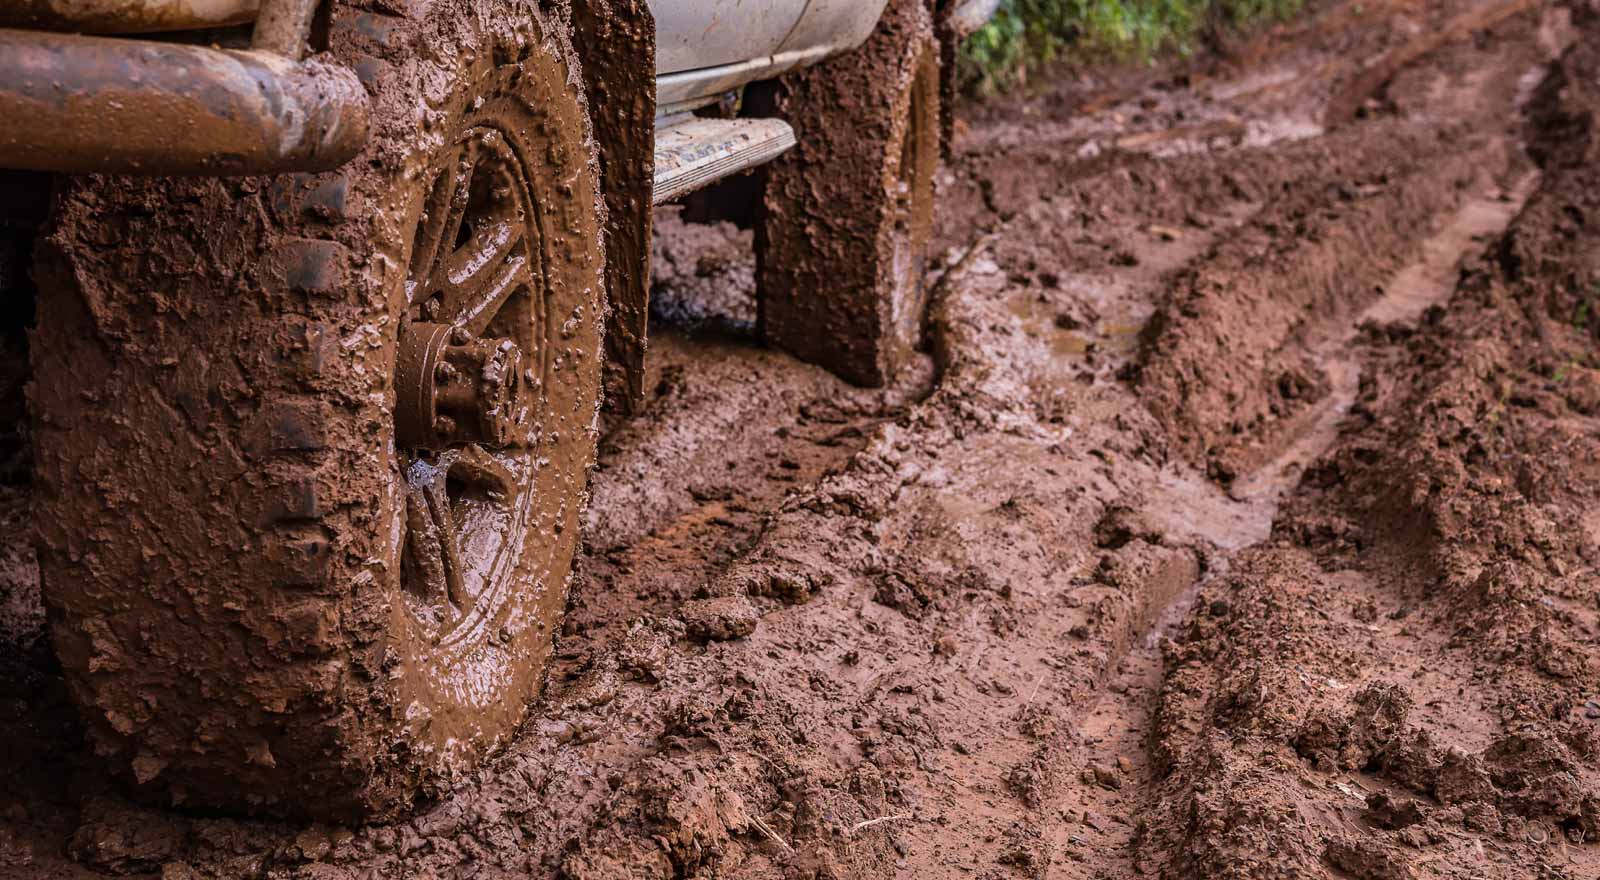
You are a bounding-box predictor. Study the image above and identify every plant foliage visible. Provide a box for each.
[960,0,1305,93]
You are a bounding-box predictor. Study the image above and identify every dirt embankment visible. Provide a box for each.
[1141,26,1600,877]
[0,0,1593,878]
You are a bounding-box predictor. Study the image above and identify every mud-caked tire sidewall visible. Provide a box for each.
[29,0,604,820]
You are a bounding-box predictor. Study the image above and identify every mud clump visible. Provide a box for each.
[677,596,760,643]
[68,799,187,875]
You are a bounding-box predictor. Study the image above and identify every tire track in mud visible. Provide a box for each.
[550,18,1558,871]
[1038,164,1538,879]
[1082,18,1588,880]
[1142,35,1600,872]
[0,1,1583,877]
[1133,121,1522,485]
[903,7,1565,875]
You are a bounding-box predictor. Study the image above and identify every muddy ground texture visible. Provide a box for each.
[2,0,1598,876]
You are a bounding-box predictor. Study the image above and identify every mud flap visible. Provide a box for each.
[571,0,655,413]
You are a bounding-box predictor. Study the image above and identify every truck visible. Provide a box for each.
[0,0,995,820]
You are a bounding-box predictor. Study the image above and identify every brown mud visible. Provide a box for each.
[0,0,1596,876]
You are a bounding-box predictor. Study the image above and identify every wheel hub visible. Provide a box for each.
[396,322,528,450]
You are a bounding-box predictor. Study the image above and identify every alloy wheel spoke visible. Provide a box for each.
[459,247,533,337]
[449,445,518,499]
[428,215,527,322]
[426,478,471,611]
[408,141,479,306]
[403,482,450,606]
[398,126,537,634]
[404,464,470,612]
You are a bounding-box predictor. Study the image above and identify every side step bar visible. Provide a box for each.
[652,115,796,206]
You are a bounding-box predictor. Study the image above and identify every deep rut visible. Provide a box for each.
[1038,160,1538,877]
[0,0,1587,877]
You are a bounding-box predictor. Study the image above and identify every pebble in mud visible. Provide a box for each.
[1365,791,1425,829]
[615,619,678,682]
[1083,763,1121,790]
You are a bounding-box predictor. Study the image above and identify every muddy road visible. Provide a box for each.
[2,0,1598,876]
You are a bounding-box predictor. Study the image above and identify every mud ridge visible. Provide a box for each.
[1138,21,1599,880]
[0,0,1589,877]
[1136,120,1511,483]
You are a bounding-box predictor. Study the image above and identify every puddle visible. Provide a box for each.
[1005,291,1153,361]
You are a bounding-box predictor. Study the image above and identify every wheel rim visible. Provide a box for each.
[396,125,544,645]
[888,51,939,349]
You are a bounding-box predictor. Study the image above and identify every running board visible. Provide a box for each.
[652,116,796,206]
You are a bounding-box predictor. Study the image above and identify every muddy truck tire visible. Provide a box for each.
[28,0,604,821]
[757,0,941,387]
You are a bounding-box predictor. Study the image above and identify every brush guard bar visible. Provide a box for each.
[0,0,368,176]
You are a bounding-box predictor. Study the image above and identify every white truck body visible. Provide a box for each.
[651,0,889,111]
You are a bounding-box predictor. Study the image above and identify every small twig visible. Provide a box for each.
[848,813,911,836]
[930,232,998,303]
[749,816,793,853]
[1023,672,1047,706]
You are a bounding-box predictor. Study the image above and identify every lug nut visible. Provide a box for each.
[435,361,457,382]
[451,326,472,345]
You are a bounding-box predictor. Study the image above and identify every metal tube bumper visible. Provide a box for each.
[0,0,261,35]
[0,28,369,175]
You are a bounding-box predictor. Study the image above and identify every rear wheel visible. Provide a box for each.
[29,1,603,820]
[757,0,941,387]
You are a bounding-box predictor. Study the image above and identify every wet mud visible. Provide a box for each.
[0,0,1596,876]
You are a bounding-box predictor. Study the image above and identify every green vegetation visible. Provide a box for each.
[959,0,1306,94]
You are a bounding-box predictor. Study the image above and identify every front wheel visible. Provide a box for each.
[29,1,604,821]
